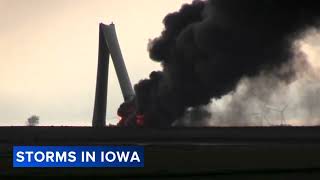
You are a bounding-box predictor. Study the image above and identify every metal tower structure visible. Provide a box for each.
[92,23,135,127]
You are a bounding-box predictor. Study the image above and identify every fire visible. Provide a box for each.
[136,114,144,126]
[117,98,146,127]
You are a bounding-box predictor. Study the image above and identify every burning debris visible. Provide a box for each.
[118,0,320,127]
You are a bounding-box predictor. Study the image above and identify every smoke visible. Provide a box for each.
[177,35,320,127]
[120,0,320,127]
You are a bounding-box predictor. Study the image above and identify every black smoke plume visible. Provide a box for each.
[119,0,320,127]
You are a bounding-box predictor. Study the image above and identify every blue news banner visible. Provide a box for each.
[13,146,144,167]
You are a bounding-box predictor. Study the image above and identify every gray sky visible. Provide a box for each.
[0,0,192,126]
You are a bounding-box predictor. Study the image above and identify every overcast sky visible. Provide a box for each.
[0,0,192,126]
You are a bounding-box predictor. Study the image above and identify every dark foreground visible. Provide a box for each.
[1,126,320,179]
